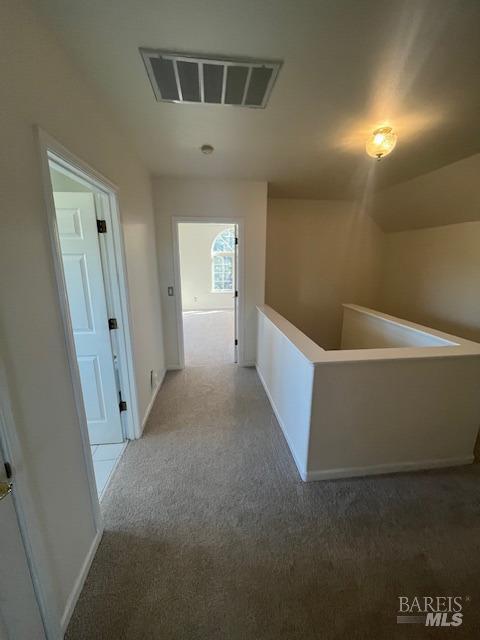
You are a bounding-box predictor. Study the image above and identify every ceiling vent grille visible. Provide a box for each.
[140,49,282,108]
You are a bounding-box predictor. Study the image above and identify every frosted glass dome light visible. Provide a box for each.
[366,126,397,160]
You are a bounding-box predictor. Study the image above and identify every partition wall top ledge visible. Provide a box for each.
[257,304,480,365]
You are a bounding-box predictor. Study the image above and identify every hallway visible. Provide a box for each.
[66,365,480,639]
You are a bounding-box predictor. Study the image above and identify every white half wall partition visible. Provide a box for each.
[257,304,480,481]
[340,304,457,349]
[256,305,325,478]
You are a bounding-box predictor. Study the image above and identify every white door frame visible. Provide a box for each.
[37,127,141,486]
[172,216,245,368]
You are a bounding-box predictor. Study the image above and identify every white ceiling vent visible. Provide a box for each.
[140,49,282,108]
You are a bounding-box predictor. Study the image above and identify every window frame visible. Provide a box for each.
[211,228,235,293]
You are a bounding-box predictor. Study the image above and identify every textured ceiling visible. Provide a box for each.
[34,0,480,199]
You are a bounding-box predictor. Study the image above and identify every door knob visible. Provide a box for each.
[0,482,12,501]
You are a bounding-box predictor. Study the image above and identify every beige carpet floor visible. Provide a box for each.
[66,365,480,639]
[183,310,234,366]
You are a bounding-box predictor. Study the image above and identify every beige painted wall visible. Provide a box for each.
[372,152,480,344]
[266,199,384,349]
[152,177,267,367]
[379,222,480,342]
[372,153,480,232]
[0,0,164,630]
[267,156,480,351]
[178,223,235,311]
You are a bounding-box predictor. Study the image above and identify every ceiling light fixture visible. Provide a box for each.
[200,144,214,155]
[366,126,397,160]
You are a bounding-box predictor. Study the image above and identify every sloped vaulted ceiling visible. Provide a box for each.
[372,153,480,232]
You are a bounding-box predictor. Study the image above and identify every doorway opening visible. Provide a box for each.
[41,136,139,502]
[175,221,240,367]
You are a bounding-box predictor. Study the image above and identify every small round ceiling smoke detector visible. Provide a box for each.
[366,126,397,160]
[200,144,214,155]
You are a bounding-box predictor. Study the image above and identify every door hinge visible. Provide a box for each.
[235,290,238,298]
[97,219,107,233]
[235,237,238,245]
[4,462,12,479]
[235,339,238,346]
[108,318,118,330]
[119,390,127,412]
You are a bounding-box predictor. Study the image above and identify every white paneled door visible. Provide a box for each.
[54,192,123,445]
[0,445,45,639]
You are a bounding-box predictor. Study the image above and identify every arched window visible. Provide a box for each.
[211,228,235,292]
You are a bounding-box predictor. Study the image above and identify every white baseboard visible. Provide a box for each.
[98,441,128,501]
[61,528,102,633]
[140,369,166,433]
[256,366,474,483]
[305,456,474,482]
[240,360,256,367]
[255,365,307,481]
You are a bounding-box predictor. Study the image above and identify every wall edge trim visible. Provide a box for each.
[140,368,166,434]
[60,528,103,633]
[305,456,474,482]
[255,365,307,481]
